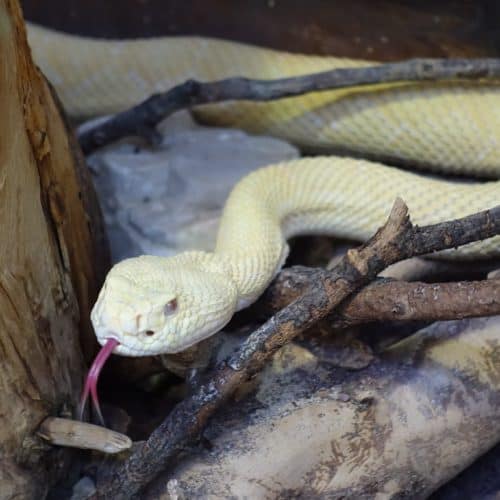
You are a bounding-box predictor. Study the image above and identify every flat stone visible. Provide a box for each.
[86,113,299,262]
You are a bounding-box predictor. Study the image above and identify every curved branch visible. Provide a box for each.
[78,58,500,154]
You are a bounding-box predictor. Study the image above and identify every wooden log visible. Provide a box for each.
[0,0,109,497]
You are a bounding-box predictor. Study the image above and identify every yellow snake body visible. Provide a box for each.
[26,24,500,356]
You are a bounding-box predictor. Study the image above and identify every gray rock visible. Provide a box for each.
[70,476,96,500]
[86,113,298,262]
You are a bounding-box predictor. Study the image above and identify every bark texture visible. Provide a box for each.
[0,1,108,497]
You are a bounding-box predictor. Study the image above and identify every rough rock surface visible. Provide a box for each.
[86,112,298,262]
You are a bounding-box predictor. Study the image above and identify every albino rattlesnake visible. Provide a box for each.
[25,24,500,417]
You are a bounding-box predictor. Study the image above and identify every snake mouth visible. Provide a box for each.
[77,337,119,426]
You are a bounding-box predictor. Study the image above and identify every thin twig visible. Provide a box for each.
[79,58,500,154]
[262,267,500,328]
[92,202,500,499]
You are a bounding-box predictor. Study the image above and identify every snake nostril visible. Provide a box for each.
[145,330,155,336]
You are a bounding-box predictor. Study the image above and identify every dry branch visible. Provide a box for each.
[78,58,500,154]
[92,202,500,499]
[262,267,500,328]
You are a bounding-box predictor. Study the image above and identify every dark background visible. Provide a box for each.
[21,0,500,60]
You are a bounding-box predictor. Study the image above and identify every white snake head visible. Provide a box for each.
[80,251,238,424]
[91,252,239,356]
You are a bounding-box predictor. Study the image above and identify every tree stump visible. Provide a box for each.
[0,0,109,497]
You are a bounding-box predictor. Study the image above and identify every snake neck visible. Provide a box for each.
[178,250,233,278]
[179,250,245,301]
[180,249,282,312]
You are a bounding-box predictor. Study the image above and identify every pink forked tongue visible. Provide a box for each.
[78,338,119,426]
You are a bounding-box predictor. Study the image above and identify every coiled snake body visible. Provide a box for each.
[27,24,500,358]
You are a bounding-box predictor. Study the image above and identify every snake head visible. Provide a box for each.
[80,252,238,424]
[91,252,238,356]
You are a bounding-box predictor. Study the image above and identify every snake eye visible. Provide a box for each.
[164,298,178,316]
[145,330,155,336]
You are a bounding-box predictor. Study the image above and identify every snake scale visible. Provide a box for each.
[26,24,499,362]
